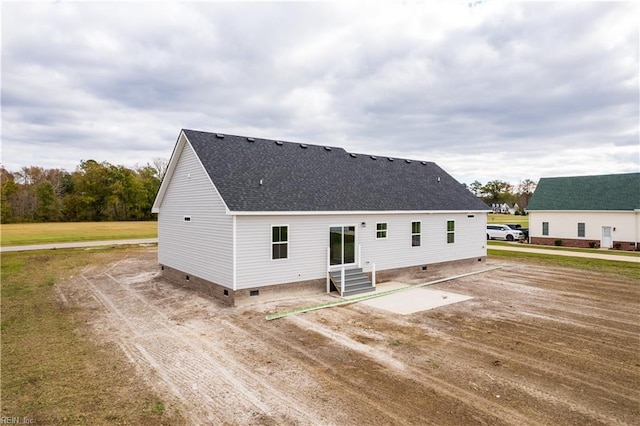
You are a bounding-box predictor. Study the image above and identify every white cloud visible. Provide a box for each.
[1,1,638,185]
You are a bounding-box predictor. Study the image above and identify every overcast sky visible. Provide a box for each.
[2,1,638,185]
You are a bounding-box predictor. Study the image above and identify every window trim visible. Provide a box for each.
[542,222,549,236]
[271,225,289,260]
[577,222,585,238]
[411,221,421,247]
[376,222,388,239]
[447,220,455,244]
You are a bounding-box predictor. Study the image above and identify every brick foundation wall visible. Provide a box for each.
[530,237,638,251]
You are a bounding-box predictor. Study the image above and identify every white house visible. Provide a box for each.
[527,173,640,250]
[152,130,490,305]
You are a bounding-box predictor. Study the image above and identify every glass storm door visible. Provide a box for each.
[330,226,356,266]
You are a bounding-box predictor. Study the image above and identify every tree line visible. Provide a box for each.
[1,159,167,223]
[465,179,537,213]
[1,159,537,223]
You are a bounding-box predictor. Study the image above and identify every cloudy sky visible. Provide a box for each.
[2,1,638,185]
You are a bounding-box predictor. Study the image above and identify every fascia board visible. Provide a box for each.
[152,131,187,213]
[230,209,491,216]
[528,210,635,213]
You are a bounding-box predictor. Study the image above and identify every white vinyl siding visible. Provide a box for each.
[235,213,487,289]
[530,211,639,244]
[157,142,233,287]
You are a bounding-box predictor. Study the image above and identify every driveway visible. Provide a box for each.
[489,243,640,263]
[0,238,158,252]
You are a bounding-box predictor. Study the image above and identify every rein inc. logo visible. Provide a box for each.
[0,417,35,424]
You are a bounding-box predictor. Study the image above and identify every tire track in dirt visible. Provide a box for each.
[497,318,638,355]
[61,253,639,425]
[308,306,633,425]
[481,265,638,298]
[80,275,210,424]
[103,271,331,425]
[82,271,321,425]
[518,311,639,341]
[445,336,638,418]
[459,320,639,373]
[234,316,423,425]
[287,315,544,426]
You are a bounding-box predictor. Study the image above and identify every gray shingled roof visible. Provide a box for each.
[183,129,489,212]
[527,173,640,211]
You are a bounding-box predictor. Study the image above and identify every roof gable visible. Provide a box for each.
[158,129,489,213]
[527,173,640,211]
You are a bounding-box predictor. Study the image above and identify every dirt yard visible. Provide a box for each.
[56,248,639,425]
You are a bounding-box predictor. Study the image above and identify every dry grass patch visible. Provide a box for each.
[1,247,184,425]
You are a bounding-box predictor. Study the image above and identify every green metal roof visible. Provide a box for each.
[527,173,640,211]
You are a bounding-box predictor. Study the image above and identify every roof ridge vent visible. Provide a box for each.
[300,144,308,149]
[349,153,357,158]
[405,159,412,164]
[421,161,428,165]
[216,134,225,139]
[370,155,377,160]
[275,140,283,146]
[324,146,332,151]
[388,157,394,161]
[247,137,255,142]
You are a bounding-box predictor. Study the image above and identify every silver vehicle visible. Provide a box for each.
[487,224,524,241]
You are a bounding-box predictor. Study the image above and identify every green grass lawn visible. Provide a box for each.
[1,247,184,424]
[487,213,529,227]
[0,221,157,246]
[488,249,640,279]
[487,240,640,257]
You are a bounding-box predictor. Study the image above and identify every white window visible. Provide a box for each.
[411,221,421,247]
[376,223,388,239]
[272,226,288,260]
[447,220,455,244]
[578,222,585,237]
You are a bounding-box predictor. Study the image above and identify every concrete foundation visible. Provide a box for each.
[160,255,488,307]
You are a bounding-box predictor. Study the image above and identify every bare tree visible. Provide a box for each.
[152,157,169,181]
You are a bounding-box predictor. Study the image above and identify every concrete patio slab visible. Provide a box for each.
[361,287,473,314]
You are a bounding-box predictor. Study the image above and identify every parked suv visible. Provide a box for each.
[505,224,529,239]
[487,224,525,241]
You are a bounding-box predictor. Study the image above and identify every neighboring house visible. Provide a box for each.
[152,129,490,305]
[491,203,519,214]
[527,173,640,250]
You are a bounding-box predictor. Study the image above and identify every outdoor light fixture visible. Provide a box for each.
[361,222,367,227]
